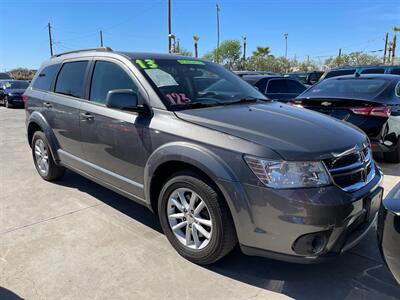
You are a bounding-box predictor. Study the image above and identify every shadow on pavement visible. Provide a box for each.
[54,170,400,300]
[0,287,23,300]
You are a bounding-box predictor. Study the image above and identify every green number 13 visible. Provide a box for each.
[135,59,158,69]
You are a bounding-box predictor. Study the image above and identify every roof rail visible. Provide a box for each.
[51,47,113,58]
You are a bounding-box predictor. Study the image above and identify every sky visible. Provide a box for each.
[0,0,399,70]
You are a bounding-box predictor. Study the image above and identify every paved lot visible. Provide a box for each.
[1,106,399,300]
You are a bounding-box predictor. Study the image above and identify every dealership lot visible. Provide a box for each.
[1,107,399,300]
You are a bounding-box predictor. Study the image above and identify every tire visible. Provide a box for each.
[384,139,400,163]
[158,170,237,265]
[31,131,65,181]
[4,96,10,108]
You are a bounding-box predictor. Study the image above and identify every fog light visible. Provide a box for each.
[292,230,331,256]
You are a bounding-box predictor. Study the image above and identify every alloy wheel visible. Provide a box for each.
[34,139,49,174]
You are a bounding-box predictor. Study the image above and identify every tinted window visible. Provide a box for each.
[391,68,400,75]
[33,64,60,91]
[302,78,388,99]
[361,68,384,74]
[267,79,286,93]
[324,69,356,79]
[285,80,307,93]
[90,61,139,104]
[55,61,88,98]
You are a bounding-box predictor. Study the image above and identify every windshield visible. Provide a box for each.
[133,58,266,110]
[3,81,29,89]
[300,78,388,99]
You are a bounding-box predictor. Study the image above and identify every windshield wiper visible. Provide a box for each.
[175,100,223,110]
[222,97,265,105]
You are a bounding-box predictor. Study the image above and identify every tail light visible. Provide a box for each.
[349,106,391,118]
[22,93,27,103]
[287,101,304,108]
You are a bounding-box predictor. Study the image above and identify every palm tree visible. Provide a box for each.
[392,26,400,64]
[193,35,200,58]
[252,46,271,57]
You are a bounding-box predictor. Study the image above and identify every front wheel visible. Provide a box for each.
[4,96,10,108]
[158,171,237,265]
[31,131,65,181]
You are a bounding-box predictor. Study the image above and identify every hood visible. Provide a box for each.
[5,88,26,95]
[175,102,367,161]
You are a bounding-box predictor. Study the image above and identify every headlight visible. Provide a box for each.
[244,155,331,189]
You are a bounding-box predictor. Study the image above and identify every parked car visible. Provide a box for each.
[25,48,383,265]
[285,71,324,85]
[0,80,29,108]
[242,75,308,100]
[234,70,280,77]
[0,72,12,79]
[320,65,400,81]
[378,182,400,284]
[292,74,400,163]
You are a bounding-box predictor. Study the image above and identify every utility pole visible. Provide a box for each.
[392,26,400,65]
[47,22,53,56]
[383,32,389,64]
[100,30,103,47]
[284,33,288,59]
[338,48,342,57]
[216,4,220,63]
[243,35,247,60]
[168,0,172,53]
[388,43,393,64]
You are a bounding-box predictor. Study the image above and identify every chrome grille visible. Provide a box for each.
[324,147,375,192]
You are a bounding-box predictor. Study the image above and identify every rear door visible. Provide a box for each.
[49,59,90,167]
[79,58,149,198]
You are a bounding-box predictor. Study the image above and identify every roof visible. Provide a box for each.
[325,74,400,81]
[241,74,285,84]
[330,65,400,70]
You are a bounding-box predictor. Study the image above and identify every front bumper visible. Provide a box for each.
[218,165,384,263]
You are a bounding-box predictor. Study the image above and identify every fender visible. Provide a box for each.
[27,111,60,162]
[144,142,254,234]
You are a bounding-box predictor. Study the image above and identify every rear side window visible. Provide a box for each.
[391,68,400,75]
[266,79,306,94]
[285,80,307,93]
[361,68,384,74]
[324,69,355,79]
[32,64,60,91]
[89,61,139,104]
[55,61,88,98]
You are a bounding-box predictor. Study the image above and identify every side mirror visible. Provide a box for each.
[106,89,139,111]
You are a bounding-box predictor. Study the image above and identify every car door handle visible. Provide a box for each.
[43,102,52,108]
[80,112,94,121]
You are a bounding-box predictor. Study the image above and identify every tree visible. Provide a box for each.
[202,39,242,68]
[193,35,200,58]
[325,51,381,68]
[252,46,271,57]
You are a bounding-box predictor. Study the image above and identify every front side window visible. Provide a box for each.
[33,64,60,91]
[285,80,307,93]
[55,61,88,98]
[266,79,286,93]
[133,58,266,110]
[90,61,139,104]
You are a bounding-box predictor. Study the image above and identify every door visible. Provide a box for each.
[48,60,89,167]
[79,59,149,198]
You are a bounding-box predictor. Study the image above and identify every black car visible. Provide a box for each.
[0,80,29,108]
[320,65,400,81]
[242,75,308,101]
[285,71,324,85]
[378,182,400,284]
[292,74,400,162]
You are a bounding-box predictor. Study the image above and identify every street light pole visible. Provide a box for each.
[284,33,288,59]
[100,30,103,47]
[168,0,172,53]
[48,22,53,56]
[216,4,220,63]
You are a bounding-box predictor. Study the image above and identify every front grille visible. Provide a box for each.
[324,147,375,192]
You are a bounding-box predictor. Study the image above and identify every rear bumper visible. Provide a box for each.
[218,165,384,263]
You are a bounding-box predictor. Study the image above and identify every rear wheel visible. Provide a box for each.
[4,96,10,108]
[384,139,400,164]
[158,171,237,265]
[31,131,65,181]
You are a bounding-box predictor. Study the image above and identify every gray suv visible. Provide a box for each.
[25,48,383,265]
